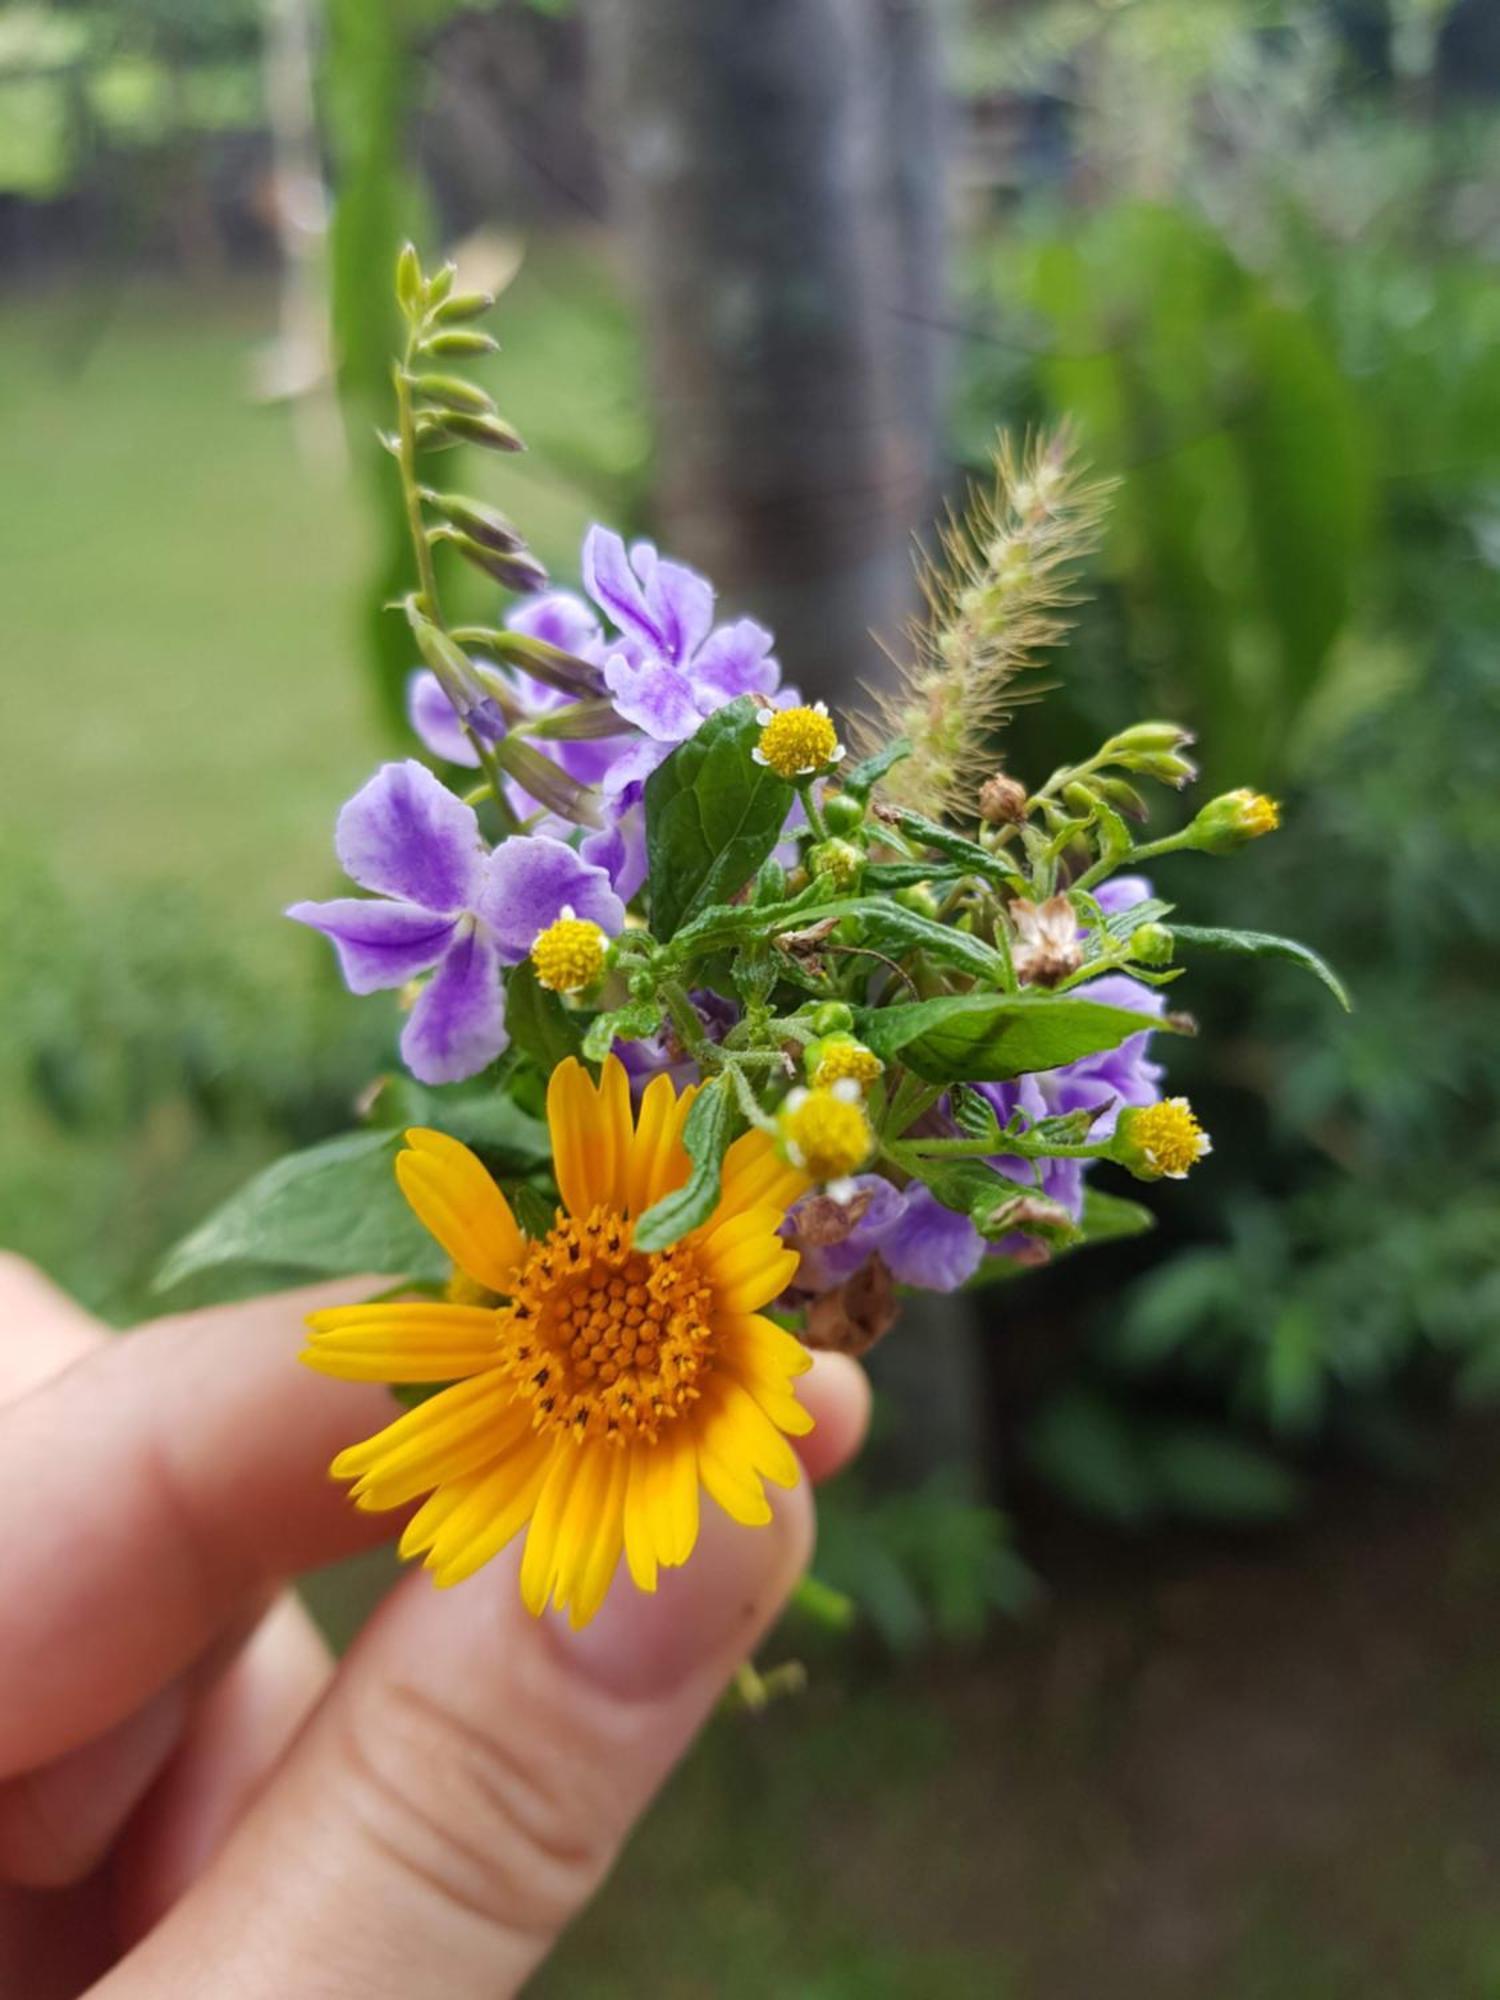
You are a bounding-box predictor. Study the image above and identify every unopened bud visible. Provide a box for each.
[1097,776,1150,822]
[895,884,938,919]
[809,838,865,893]
[1129,921,1174,966]
[754,858,787,905]
[811,1001,854,1036]
[1188,788,1281,853]
[1103,721,1196,757]
[821,792,866,836]
[979,772,1028,825]
[1062,781,1097,817]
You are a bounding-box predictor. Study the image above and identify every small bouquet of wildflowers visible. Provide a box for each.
[163,249,1346,1631]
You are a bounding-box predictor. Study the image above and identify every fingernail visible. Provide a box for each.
[561,1484,813,1702]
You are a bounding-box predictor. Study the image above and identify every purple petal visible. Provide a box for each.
[690,618,780,708]
[400,927,507,1085]
[601,739,673,800]
[407,671,480,768]
[335,760,484,915]
[1093,874,1154,916]
[583,526,666,652]
[581,805,648,903]
[880,1186,986,1292]
[287,897,457,993]
[602,651,702,743]
[631,541,715,664]
[474,835,626,963]
[507,589,603,658]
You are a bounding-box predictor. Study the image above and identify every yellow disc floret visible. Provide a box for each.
[778,1082,873,1186]
[1120,1097,1212,1180]
[810,1036,884,1091]
[530,909,608,993]
[1239,791,1281,837]
[755,702,844,779]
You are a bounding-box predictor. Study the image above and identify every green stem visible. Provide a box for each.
[796,778,829,844]
[895,1134,1113,1162]
[1072,827,1195,895]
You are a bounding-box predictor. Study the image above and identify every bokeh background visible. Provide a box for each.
[5,1,1500,1992]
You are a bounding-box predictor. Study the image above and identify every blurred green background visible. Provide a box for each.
[5,0,1500,1992]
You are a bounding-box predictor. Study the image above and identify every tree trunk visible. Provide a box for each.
[588,0,946,707]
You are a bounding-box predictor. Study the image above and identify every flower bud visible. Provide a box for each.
[821,792,865,836]
[1187,788,1281,853]
[895,884,938,919]
[1129,921,1174,966]
[1097,776,1150,822]
[811,1001,854,1036]
[809,837,865,893]
[978,772,1028,825]
[1103,721,1196,757]
[754,858,787,905]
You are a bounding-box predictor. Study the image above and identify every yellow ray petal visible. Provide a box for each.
[698,1206,802,1313]
[547,1441,618,1621]
[704,1374,803,1490]
[623,1448,659,1592]
[396,1130,526,1293]
[696,1416,774,1528]
[302,1302,501,1383]
[720,1321,816,1437]
[547,1054,644,1219]
[332,1374,530,1510]
[519,1440,586,1616]
[625,1071,697,1219]
[428,1431,556,1588]
[567,1447,630,1628]
[650,1422,701,1568]
[706,1129,810,1232]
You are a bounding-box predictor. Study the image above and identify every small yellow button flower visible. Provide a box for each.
[778,1080,873,1193]
[1190,788,1281,852]
[753,701,846,780]
[530,907,608,993]
[1116,1098,1212,1181]
[809,1035,884,1091]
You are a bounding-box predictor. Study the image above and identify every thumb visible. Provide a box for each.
[99,1473,818,1999]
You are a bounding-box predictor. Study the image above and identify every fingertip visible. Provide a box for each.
[793,1351,871,1485]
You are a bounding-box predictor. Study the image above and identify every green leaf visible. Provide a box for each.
[369,1076,549,1169]
[644,699,796,940]
[1168,924,1351,1010]
[882,806,1012,885]
[632,1078,738,1252]
[896,1153,1035,1226]
[853,902,1010,983]
[155,1131,446,1295]
[503,961,584,1070]
[581,1001,662,1064]
[857,991,1184,1083]
[1077,1185,1155,1244]
[838,737,911,799]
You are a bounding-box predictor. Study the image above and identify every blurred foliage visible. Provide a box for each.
[956,0,1500,1522]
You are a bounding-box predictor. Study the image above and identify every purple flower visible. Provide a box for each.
[583,526,786,797]
[1093,875,1154,916]
[289,760,624,1085]
[789,954,1170,1296]
[792,1177,987,1295]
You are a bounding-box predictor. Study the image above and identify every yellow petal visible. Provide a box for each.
[567,1447,630,1628]
[302,1302,500,1382]
[519,1440,585,1616]
[331,1374,529,1510]
[649,1422,701,1568]
[705,1129,810,1232]
[396,1129,526,1293]
[720,1320,816,1437]
[625,1071,697,1219]
[699,1206,802,1313]
[707,1374,802,1490]
[623,1448,659,1592]
[427,1431,556,1588]
[547,1442,619,1623]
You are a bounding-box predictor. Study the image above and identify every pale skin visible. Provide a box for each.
[0,1255,869,1997]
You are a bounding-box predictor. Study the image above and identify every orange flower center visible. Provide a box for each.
[500,1205,716,1444]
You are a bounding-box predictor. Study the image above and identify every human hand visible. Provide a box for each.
[0,1255,868,1997]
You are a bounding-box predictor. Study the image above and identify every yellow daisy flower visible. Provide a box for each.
[302,1055,813,1628]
